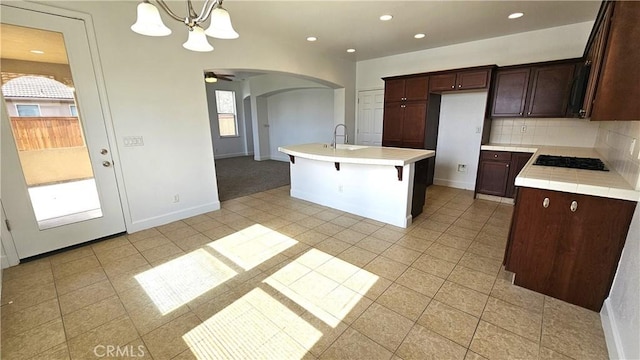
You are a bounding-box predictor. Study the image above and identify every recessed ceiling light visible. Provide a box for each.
[508,12,524,19]
[379,14,393,21]
[414,33,426,39]
[30,50,44,54]
[347,48,356,53]
[306,36,317,42]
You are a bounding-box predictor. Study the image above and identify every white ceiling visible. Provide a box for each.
[223,1,601,61]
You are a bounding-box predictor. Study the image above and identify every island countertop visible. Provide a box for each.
[278,143,435,166]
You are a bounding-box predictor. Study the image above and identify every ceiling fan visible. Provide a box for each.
[204,72,235,83]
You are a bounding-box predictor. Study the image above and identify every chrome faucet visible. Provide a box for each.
[332,124,348,147]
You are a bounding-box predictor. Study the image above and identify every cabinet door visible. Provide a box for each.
[505,152,533,199]
[476,160,510,196]
[506,188,567,292]
[429,73,457,92]
[582,1,613,118]
[457,70,490,90]
[526,64,575,117]
[384,79,406,102]
[401,101,427,149]
[404,76,429,101]
[547,193,636,311]
[591,1,640,121]
[491,68,530,117]
[382,102,404,147]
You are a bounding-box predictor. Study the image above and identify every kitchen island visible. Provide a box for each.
[278,143,435,228]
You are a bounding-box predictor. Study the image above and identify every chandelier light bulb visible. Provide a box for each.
[205,5,240,39]
[131,1,172,36]
[183,26,214,52]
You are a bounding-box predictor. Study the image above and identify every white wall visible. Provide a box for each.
[5,1,355,233]
[595,120,640,360]
[601,202,640,360]
[434,92,488,189]
[356,22,593,91]
[267,88,335,161]
[244,74,332,160]
[206,81,249,159]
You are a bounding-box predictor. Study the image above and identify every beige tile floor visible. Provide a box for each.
[0,186,610,360]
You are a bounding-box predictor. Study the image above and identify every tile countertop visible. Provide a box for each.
[278,143,435,166]
[480,144,640,202]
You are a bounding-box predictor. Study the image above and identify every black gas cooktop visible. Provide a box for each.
[533,155,609,171]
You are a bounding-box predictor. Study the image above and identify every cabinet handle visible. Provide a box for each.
[458,84,462,88]
[570,201,578,212]
[506,164,509,168]
[494,154,498,158]
[528,112,531,115]
[543,197,550,208]
[451,85,455,89]
[519,112,523,115]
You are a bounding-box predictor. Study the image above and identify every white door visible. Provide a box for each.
[356,90,384,146]
[1,5,125,259]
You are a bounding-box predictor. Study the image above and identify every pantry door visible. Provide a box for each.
[1,5,125,258]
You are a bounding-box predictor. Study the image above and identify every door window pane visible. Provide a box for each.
[1,24,103,230]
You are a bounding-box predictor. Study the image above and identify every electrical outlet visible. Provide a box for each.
[520,125,527,133]
[457,164,467,172]
[475,126,481,134]
[173,194,180,203]
[123,136,144,147]
[630,138,636,156]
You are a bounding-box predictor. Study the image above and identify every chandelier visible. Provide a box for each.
[131,0,239,52]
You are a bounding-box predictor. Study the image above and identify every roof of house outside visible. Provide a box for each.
[1,75,74,99]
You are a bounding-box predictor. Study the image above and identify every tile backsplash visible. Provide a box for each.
[595,121,640,190]
[489,118,599,148]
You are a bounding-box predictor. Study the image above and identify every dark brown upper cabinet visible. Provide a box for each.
[430,68,492,92]
[490,61,577,118]
[527,63,575,117]
[384,76,429,102]
[490,68,531,117]
[584,1,640,121]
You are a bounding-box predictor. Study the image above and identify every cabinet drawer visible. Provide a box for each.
[481,151,512,161]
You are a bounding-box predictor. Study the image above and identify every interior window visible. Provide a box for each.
[215,90,238,137]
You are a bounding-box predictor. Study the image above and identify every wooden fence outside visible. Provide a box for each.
[10,117,85,151]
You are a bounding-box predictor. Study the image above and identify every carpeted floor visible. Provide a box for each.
[215,156,290,201]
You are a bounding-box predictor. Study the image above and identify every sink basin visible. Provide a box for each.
[335,144,368,151]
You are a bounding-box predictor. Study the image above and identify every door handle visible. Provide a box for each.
[543,197,550,208]
[102,161,112,167]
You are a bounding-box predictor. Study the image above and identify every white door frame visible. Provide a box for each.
[355,89,384,145]
[1,2,130,259]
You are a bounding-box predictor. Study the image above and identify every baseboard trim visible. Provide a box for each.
[601,298,625,360]
[433,178,475,190]
[476,193,515,205]
[126,201,221,233]
[214,152,250,160]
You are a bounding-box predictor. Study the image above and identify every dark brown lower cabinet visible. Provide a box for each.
[505,152,533,198]
[476,151,532,198]
[505,187,636,311]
